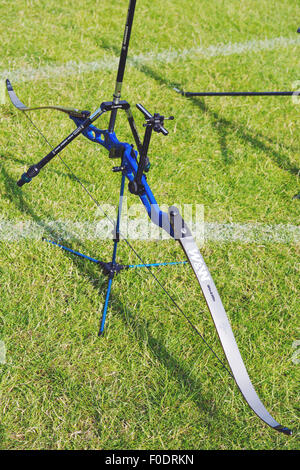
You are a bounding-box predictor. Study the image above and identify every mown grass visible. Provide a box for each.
[0,0,299,450]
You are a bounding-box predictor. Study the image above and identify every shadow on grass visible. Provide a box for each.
[1,57,257,434]
[107,288,228,418]
[0,164,106,293]
[38,229,229,425]
[143,66,299,174]
[181,93,300,175]
[1,163,232,431]
[101,40,299,176]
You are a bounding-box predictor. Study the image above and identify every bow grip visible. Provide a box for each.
[17,164,40,187]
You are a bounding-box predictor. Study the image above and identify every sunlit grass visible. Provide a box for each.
[0,0,299,450]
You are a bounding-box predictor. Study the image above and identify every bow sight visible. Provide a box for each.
[128,104,174,196]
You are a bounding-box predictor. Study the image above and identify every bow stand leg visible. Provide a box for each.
[98,172,126,336]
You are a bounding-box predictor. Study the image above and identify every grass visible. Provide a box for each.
[0,0,299,450]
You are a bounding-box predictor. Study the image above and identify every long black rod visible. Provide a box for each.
[177,28,300,98]
[17,107,105,186]
[178,90,295,97]
[108,0,137,132]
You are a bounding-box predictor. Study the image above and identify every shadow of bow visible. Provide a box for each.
[1,164,234,432]
[100,40,299,177]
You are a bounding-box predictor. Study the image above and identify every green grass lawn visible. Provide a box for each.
[0,0,299,450]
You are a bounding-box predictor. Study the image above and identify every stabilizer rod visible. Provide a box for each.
[108,0,137,133]
[17,108,104,187]
[175,28,300,99]
[178,91,295,97]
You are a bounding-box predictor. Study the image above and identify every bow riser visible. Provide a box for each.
[70,115,173,234]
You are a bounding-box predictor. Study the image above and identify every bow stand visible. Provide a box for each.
[6,0,292,436]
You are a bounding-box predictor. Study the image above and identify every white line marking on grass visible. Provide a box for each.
[0,219,299,244]
[204,222,300,244]
[132,35,300,63]
[0,80,5,104]
[0,341,6,365]
[1,36,299,84]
